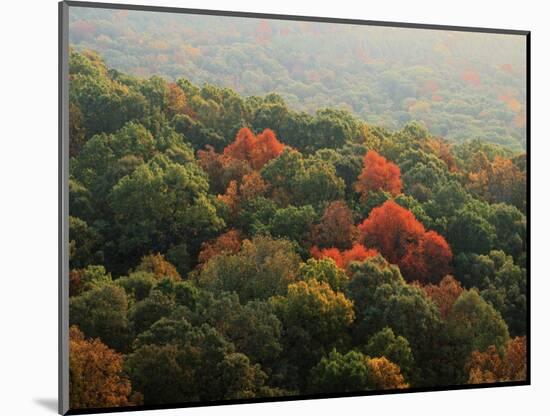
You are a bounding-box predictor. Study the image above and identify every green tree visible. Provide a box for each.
[184,291,283,370]
[109,155,224,273]
[448,207,495,255]
[173,114,226,151]
[129,289,178,335]
[346,256,441,385]
[299,258,350,292]
[295,157,346,206]
[271,279,355,388]
[311,108,362,150]
[270,205,317,243]
[237,196,278,236]
[309,349,370,393]
[364,327,414,379]
[69,50,147,136]
[70,284,130,351]
[69,216,102,269]
[277,111,314,152]
[315,145,366,193]
[454,251,526,336]
[126,318,271,404]
[116,271,157,302]
[108,121,156,161]
[262,149,345,207]
[69,102,86,157]
[489,203,526,259]
[69,264,112,296]
[197,236,301,303]
[445,289,510,382]
[309,349,408,393]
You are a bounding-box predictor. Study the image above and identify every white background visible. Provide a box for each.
[1,0,547,414]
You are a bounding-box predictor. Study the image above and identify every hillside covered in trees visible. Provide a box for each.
[67,48,527,410]
[68,7,527,151]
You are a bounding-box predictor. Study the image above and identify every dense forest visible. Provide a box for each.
[68,8,527,151]
[67,47,527,409]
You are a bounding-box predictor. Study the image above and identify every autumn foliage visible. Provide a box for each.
[311,243,379,273]
[358,200,424,264]
[355,151,402,200]
[218,172,270,216]
[422,275,464,319]
[426,138,457,172]
[135,253,181,281]
[462,69,481,86]
[239,171,270,201]
[66,48,527,407]
[358,200,452,283]
[366,357,409,389]
[255,20,273,44]
[310,200,358,249]
[166,82,189,117]
[466,336,527,383]
[223,127,285,170]
[198,229,242,267]
[467,155,526,210]
[400,230,453,283]
[218,180,240,214]
[69,269,85,297]
[197,145,252,194]
[69,326,138,409]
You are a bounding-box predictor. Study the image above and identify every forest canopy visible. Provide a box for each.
[67,36,527,410]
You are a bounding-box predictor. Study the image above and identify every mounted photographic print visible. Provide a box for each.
[58,1,530,414]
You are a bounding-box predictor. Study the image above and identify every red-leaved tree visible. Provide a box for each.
[466,336,527,383]
[223,127,284,170]
[358,200,452,283]
[224,127,256,162]
[198,229,242,267]
[421,275,463,319]
[400,230,453,283]
[311,243,379,273]
[358,200,424,264]
[355,151,402,200]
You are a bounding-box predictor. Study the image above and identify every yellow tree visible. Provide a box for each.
[135,253,181,281]
[367,357,409,389]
